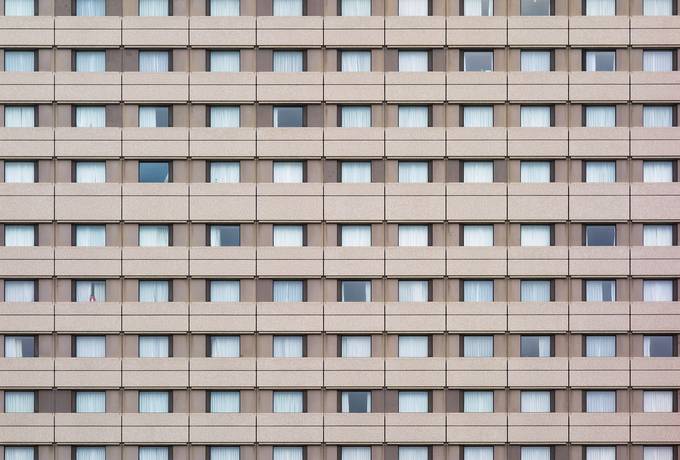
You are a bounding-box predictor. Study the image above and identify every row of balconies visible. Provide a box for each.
[0,72,677,103]
[0,16,678,48]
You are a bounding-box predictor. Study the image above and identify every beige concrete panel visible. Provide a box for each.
[122,414,188,443]
[323,129,384,157]
[257,72,323,103]
[385,302,446,332]
[122,17,189,47]
[446,72,506,103]
[122,184,189,221]
[55,17,122,47]
[631,72,680,102]
[324,358,384,388]
[630,16,680,46]
[324,302,384,332]
[256,17,323,47]
[631,246,680,276]
[189,128,256,157]
[0,72,53,102]
[569,184,630,221]
[632,357,680,387]
[189,358,256,388]
[507,183,568,221]
[385,72,446,102]
[385,358,446,387]
[0,413,53,444]
[569,246,629,277]
[189,302,256,333]
[0,128,54,158]
[122,128,189,157]
[569,127,629,157]
[385,128,446,158]
[446,413,507,443]
[256,358,324,388]
[324,16,384,47]
[55,183,122,220]
[55,127,122,157]
[385,413,446,443]
[0,357,54,387]
[123,72,189,103]
[569,413,630,443]
[256,302,323,332]
[507,16,568,46]
[631,413,680,443]
[324,73,385,102]
[569,16,630,46]
[631,195,680,221]
[256,128,323,158]
[256,413,323,443]
[507,128,568,157]
[446,357,507,387]
[569,357,630,387]
[122,302,189,332]
[631,128,680,157]
[385,184,446,221]
[507,302,568,332]
[324,247,384,277]
[257,189,323,222]
[446,16,507,47]
[189,72,256,103]
[122,247,189,277]
[447,301,507,332]
[0,17,54,47]
[508,72,568,102]
[122,358,189,387]
[507,357,569,387]
[189,413,256,443]
[54,358,122,388]
[631,302,680,332]
[0,303,55,333]
[507,413,568,443]
[447,247,506,277]
[570,302,629,332]
[385,247,445,277]
[189,184,255,221]
[507,247,568,277]
[569,72,629,102]
[447,127,506,158]
[55,302,122,333]
[189,16,256,47]
[54,247,121,277]
[0,184,55,220]
[190,247,256,277]
[324,413,384,443]
[0,247,54,277]
[447,183,506,220]
[385,16,446,47]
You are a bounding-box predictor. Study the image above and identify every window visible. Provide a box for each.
[463,280,494,302]
[75,280,106,302]
[75,50,106,72]
[644,335,674,357]
[521,0,550,15]
[585,335,616,357]
[4,448,35,460]
[398,447,428,460]
[585,161,616,183]
[75,391,105,412]
[209,335,240,357]
[341,448,371,460]
[399,161,429,183]
[340,0,370,15]
[273,280,304,302]
[341,50,371,72]
[463,161,494,183]
[644,160,674,182]
[585,50,616,71]
[4,161,35,183]
[139,448,169,460]
[521,161,551,183]
[340,225,371,247]
[463,106,493,127]
[138,106,170,127]
[521,448,551,460]
[585,280,616,301]
[521,391,551,412]
[210,106,240,128]
[75,448,105,460]
[273,448,303,460]
[341,161,372,182]
[398,391,429,412]
[399,50,429,72]
[273,225,304,247]
[4,335,35,357]
[585,225,616,246]
[341,106,371,128]
[644,106,674,127]
[209,0,239,15]
[584,105,616,128]
[463,391,494,412]
[138,280,170,302]
[273,50,304,72]
[586,447,615,460]
[520,335,552,357]
[4,106,34,127]
[209,50,240,72]
[520,106,551,127]
[139,0,168,15]
[398,335,429,357]
[398,106,429,127]
[585,0,615,15]
[585,390,616,412]
[4,280,35,302]
[139,225,170,247]
[139,50,169,72]
[463,225,494,247]
[464,447,493,460]
[644,390,674,412]
[273,391,304,412]
[138,161,169,183]
[210,448,239,460]
[521,280,551,302]
[4,0,34,15]
[4,391,34,412]
[209,391,240,412]
[273,0,302,15]
[521,225,551,246]
[75,336,105,358]
[210,225,240,246]
[209,281,240,303]
[138,335,170,357]
[463,335,493,357]
[341,335,371,357]
[399,225,429,247]
[463,0,492,15]
[643,50,674,72]
[4,225,35,247]
[643,0,673,15]
[644,279,674,301]
[463,51,493,71]
[273,335,303,357]
[4,50,34,72]
[75,225,106,247]
[210,161,240,183]
[521,50,551,71]
[399,280,429,302]
[273,106,303,127]
[77,0,107,15]
[75,161,106,183]
[399,0,428,15]
[644,224,674,246]
[341,280,371,302]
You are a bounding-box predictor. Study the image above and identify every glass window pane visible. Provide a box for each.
[643,50,673,71]
[4,391,35,412]
[4,225,35,247]
[521,448,551,460]
[585,51,616,71]
[210,281,240,303]
[209,0,239,15]
[210,162,240,183]
[75,335,106,358]
[399,50,429,71]
[644,279,674,301]
[399,0,428,15]
[139,391,171,412]
[463,161,494,183]
[464,51,493,71]
[4,281,35,302]
[76,161,106,183]
[138,336,169,357]
[463,225,494,247]
[398,335,429,357]
[585,335,616,357]
[586,390,616,412]
[585,225,616,246]
[273,106,303,127]
[399,280,429,302]
[273,281,304,302]
[76,225,106,247]
[398,106,429,127]
[75,280,106,302]
[210,50,240,71]
[585,280,617,301]
[139,161,169,182]
[644,447,673,460]
[463,335,493,357]
[341,106,371,127]
[341,336,371,357]
[644,106,674,127]
[4,336,34,357]
[139,448,169,460]
[273,225,304,247]
[75,51,106,72]
[463,280,494,302]
[585,161,616,182]
[521,225,551,246]
[644,390,674,412]
[4,161,34,182]
[138,280,170,302]
[139,0,168,15]
[139,225,169,247]
[463,0,492,15]
[273,335,303,357]
[4,0,34,15]
[644,224,673,246]
[341,0,371,15]
[210,225,240,246]
[399,447,428,460]
[210,106,240,128]
[521,51,551,71]
[273,0,303,15]
[341,225,371,247]
[398,391,429,412]
[464,448,493,460]
[341,447,371,460]
[139,51,169,72]
[521,280,551,302]
[341,51,371,72]
[521,391,551,412]
[273,161,304,183]
[585,105,616,127]
[463,106,493,127]
[341,280,371,302]
[521,0,550,14]
[4,106,35,127]
[644,160,674,182]
[273,50,304,72]
[399,225,429,246]
[586,447,615,460]
[521,161,551,183]
[341,161,372,182]
[273,391,304,412]
[644,0,672,15]
[520,106,551,127]
[210,335,240,357]
[644,335,674,357]
[341,391,373,411]
[464,391,494,412]
[585,0,615,15]
[138,106,169,127]
[4,448,35,460]
[399,161,429,183]
[4,51,34,72]
[520,335,551,357]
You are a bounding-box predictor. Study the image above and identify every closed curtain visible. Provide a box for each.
[210,391,240,412]
[341,335,371,357]
[75,391,106,412]
[273,391,304,412]
[5,106,35,127]
[399,280,429,302]
[399,161,429,183]
[399,225,429,246]
[643,0,673,15]
[4,448,34,460]
[75,448,105,460]
[643,106,673,127]
[463,161,494,183]
[4,392,34,412]
[643,50,673,71]
[585,161,616,183]
[463,335,493,357]
[464,448,494,460]
[210,448,239,460]
[139,280,169,302]
[644,224,673,246]
[398,391,429,412]
[273,161,303,183]
[521,225,551,246]
[273,226,304,247]
[585,335,616,357]
[273,0,303,15]
[5,280,34,302]
[76,225,106,247]
[464,391,494,412]
[210,335,240,357]
[521,161,551,183]
[644,280,674,301]
[521,280,551,302]
[585,106,616,127]
[76,51,106,72]
[463,225,493,247]
[644,390,674,412]
[75,336,106,357]
[341,162,372,183]
[341,0,370,15]
[341,225,371,247]
[139,447,169,460]
[76,0,105,15]
[398,336,428,357]
[463,280,494,302]
[341,51,371,72]
[586,391,616,412]
[75,280,107,302]
[76,106,106,128]
[210,51,240,72]
[4,225,34,247]
[585,280,616,301]
[210,0,239,15]
[342,448,371,460]
[521,391,551,412]
[4,162,34,182]
[4,51,34,72]
[138,336,169,357]
[138,107,164,127]
[210,106,240,128]
[586,448,615,460]
[341,106,371,128]
[463,106,494,127]
[139,51,169,72]
[273,448,303,460]
[398,106,428,127]
[521,51,551,71]
[210,162,240,183]
[535,336,552,357]
[463,0,492,16]
[4,336,32,357]
[521,447,551,460]
[139,225,169,247]
[399,0,428,15]
[210,281,240,302]
[273,281,304,302]
[4,0,34,15]
[138,0,169,15]
[139,391,169,412]
[399,51,429,72]
[76,162,106,183]
[273,51,303,72]
[399,447,428,460]
[273,335,303,357]
[586,0,615,15]
[520,106,551,127]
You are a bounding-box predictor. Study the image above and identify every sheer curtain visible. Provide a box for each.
[4,448,34,460]
[463,391,494,412]
[399,161,429,183]
[138,0,169,15]
[464,447,494,460]
[521,335,552,357]
[463,161,494,183]
[643,50,673,71]
[398,391,429,412]
[398,280,429,302]
[4,280,35,302]
[139,391,170,412]
[341,335,371,357]
[585,106,616,127]
[463,280,494,302]
[76,106,106,127]
[463,0,492,15]
[521,225,551,246]
[210,335,240,356]
[4,392,34,412]
[520,106,551,127]
[521,391,551,412]
[210,106,240,127]
[585,0,615,15]
[521,51,551,71]
[273,336,303,357]
[273,51,303,72]
[398,336,429,357]
[75,280,106,302]
[139,225,169,247]
[586,448,616,460]
[521,280,551,302]
[76,225,106,247]
[210,162,240,183]
[273,161,304,183]
[138,281,170,302]
[585,335,616,357]
[210,281,240,302]
[521,161,551,183]
[398,106,429,127]
[463,106,494,127]
[585,280,616,301]
[4,51,34,72]
[341,0,371,15]
[585,161,616,183]
[139,51,169,72]
[341,162,372,183]
[210,447,240,460]
[341,106,371,127]
[586,391,616,412]
[342,447,371,460]
[399,447,429,460]
[273,0,303,15]
[4,225,34,247]
[341,225,371,247]
[644,224,673,246]
[75,336,106,357]
[643,0,673,15]
[75,391,106,412]
[273,391,304,412]
[399,51,429,72]
[644,448,674,460]
[210,0,239,15]
[139,447,169,460]
[463,225,494,247]
[4,0,34,15]
[273,281,304,302]
[5,106,35,127]
[399,0,429,15]
[75,448,105,460]
[643,106,673,127]
[341,51,371,72]
[521,447,551,460]
[210,51,240,71]
[644,280,674,301]
[210,391,240,412]
[4,161,34,182]
[399,225,429,246]
[4,336,33,357]
[273,225,304,247]
[76,162,106,183]
[644,390,674,412]
[138,336,169,357]
[643,161,673,182]
[76,0,105,15]
[76,51,106,72]
[138,106,168,127]
[463,336,493,357]
[273,448,303,460]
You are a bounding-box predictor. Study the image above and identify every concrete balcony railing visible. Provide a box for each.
[324,16,384,47]
[631,16,680,46]
[54,183,122,222]
[121,183,189,221]
[507,16,568,47]
[54,413,121,444]
[386,71,446,102]
[122,301,189,333]
[189,413,256,444]
[507,183,569,221]
[631,246,680,277]
[324,128,384,158]
[631,413,680,443]
[385,413,446,443]
[570,127,629,157]
[570,302,629,333]
[323,246,384,277]
[570,72,629,102]
[385,16,446,47]
[324,73,384,103]
[0,183,54,221]
[570,413,630,443]
[631,182,680,221]
[54,16,121,47]
[386,246,446,277]
[447,72,506,103]
[447,183,507,221]
[0,413,53,444]
[385,301,446,332]
[0,16,53,47]
[189,127,256,157]
[189,246,257,277]
[189,302,256,333]
[55,127,122,157]
[569,246,629,277]
[569,357,630,387]
[256,127,323,158]
[256,413,323,443]
[447,302,507,332]
[508,71,568,102]
[323,183,385,222]
[122,127,189,157]
[256,301,323,332]
[122,413,188,444]
[122,72,189,102]
[569,16,629,46]
[447,16,507,47]
[631,357,680,387]
[447,413,507,443]
[0,247,53,277]
[324,358,385,388]
[569,183,630,221]
[385,357,446,387]
[631,71,680,102]
[631,127,680,157]
[256,16,322,47]
[257,72,323,103]
[386,183,446,221]
[256,358,324,388]
[56,71,122,102]
[54,247,121,277]
[0,357,54,388]
[189,16,256,47]
[0,72,53,102]
[256,247,323,278]
[122,16,188,47]
[507,246,569,277]
[0,127,53,158]
[189,357,256,388]
[508,357,569,387]
[324,302,384,333]
[507,413,568,443]
[447,127,506,158]
[189,183,256,222]
[55,301,122,333]
[55,358,121,388]
[324,413,384,443]
[256,183,323,221]
[122,247,189,277]
[122,357,189,387]
[447,247,506,277]
[447,357,507,387]
[189,72,255,103]
[508,127,568,157]
[507,302,568,333]
[385,127,446,158]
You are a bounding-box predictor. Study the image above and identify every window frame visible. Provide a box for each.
[138,160,172,183]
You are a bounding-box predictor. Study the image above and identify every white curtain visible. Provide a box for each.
[644,390,674,412]
[341,51,371,72]
[139,447,169,460]
[210,448,239,460]
[4,225,34,247]
[75,391,106,412]
[75,336,106,357]
[273,225,304,247]
[4,161,34,183]
[463,280,494,302]
[273,391,304,412]
[398,391,429,412]
[139,51,169,72]
[273,0,303,15]
[4,448,34,460]
[585,106,616,127]
[586,448,615,460]
[585,161,616,183]
[210,106,240,128]
[76,0,105,15]
[644,106,674,128]
[342,448,371,460]
[76,106,106,128]
[463,161,494,183]
[399,280,429,302]
[76,51,106,72]
[273,51,303,72]
[643,0,673,15]
[341,225,371,247]
[341,162,372,183]
[5,106,34,128]
[521,280,551,302]
[4,51,34,72]
[586,0,615,15]
[586,280,616,301]
[138,106,168,127]
[341,106,371,128]
[399,225,429,247]
[76,225,106,247]
[138,0,169,15]
[76,162,106,183]
[139,225,169,247]
[210,281,240,302]
[210,0,239,15]
[273,335,303,357]
[644,448,674,460]
[522,336,551,357]
[75,280,106,302]
[210,162,240,183]
[4,280,35,302]
[463,0,492,15]
[585,335,616,357]
[341,0,371,15]
[399,161,429,183]
[463,106,494,127]
[398,336,429,357]
[341,335,371,357]
[139,280,169,301]
[75,448,105,460]
[463,335,493,357]
[4,392,34,412]
[399,0,428,15]
[586,391,616,412]
[520,106,551,127]
[210,51,240,72]
[4,0,34,15]
[521,225,551,247]
[644,224,673,246]
[399,447,428,460]
[521,51,551,71]
[341,280,371,302]
[521,447,551,460]
[273,281,303,302]
[210,391,240,412]
[138,336,169,357]
[464,448,493,460]
[139,391,170,411]
[273,448,303,460]
[4,336,33,357]
[521,391,551,412]
[644,280,674,301]
[398,106,429,128]
[273,161,303,183]
[521,161,551,183]
[399,51,429,72]
[210,335,240,357]
[464,391,494,412]
[643,50,673,71]
[644,161,674,182]
[464,225,494,247]
[341,391,371,412]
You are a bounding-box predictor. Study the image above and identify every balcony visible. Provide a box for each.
[447,127,506,158]
[507,16,568,46]
[256,127,323,158]
[324,73,384,102]
[256,16,322,47]
[632,302,680,332]
[0,247,53,277]
[54,413,121,444]
[0,16,52,46]
[122,358,189,387]
[631,182,680,221]
[256,413,323,444]
[122,413,188,443]
[508,72,568,102]
[55,302,122,333]
[257,72,323,103]
[324,16,383,47]
[447,413,507,443]
[385,16,446,47]
[189,128,256,157]
[507,247,568,277]
[189,247,256,277]
[447,302,506,332]
[54,247,121,277]
[508,127,568,157]
[122,127,189,157]
[323,183,384,222]
[0,413,53,444]
[324,358,384,388]
[507,302,568,332]
[632,247,680,277]
[55,127,122,157]
[386,183,446,221]
[631,16,680,46]
[56,72,122,103]
[385,358,446,387]
[570,127,629,157]
[507,413,568,443]
[569,16,629,46]
[447,247,506,277]
[386,72,446,102]
[507,357,569,387]
[386,246,445,277]
[508,183,569,221]
[122,16,188,47]
[570,413,630,443]
[189,358,256,388]
[122,72,188,103]
[0,303,53,334]
[631,413,680,443]
[54,358,121,388]
[122,302,188,333]
[447,16,507,47]
[256,183,323,221]
[256,358,323,388]
[256,247,323,278]
[189,72,255,103]
[189,413,256,444]
[569,183,629,221]
[385,413,446,443]
[55,16,122,47]
[631,127,680,157]
[0,183,54,221]
[447,72,506,103]
[189,16,256,47]
[121,183,189,221]
[569,357,630,387]
[323,302,384,333]
[324,247,383,277]
[631,358,680,387]
[122,247,189,277]
[385,127,446,158]
[570,302,629,332]
[447,183,507,221]
[0,357,54,388]
[385,301,446,332]
[0,127,53,158]
[189,183,256,221]
[256,301,323,332]
[631,71,680,102]
[55,183,122,221]
[447,357,507,387]
[189,302,256,333]
[0,72,53,102]
[324,413,383,443]
[569,72,629,102]
[569,246,629,277]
